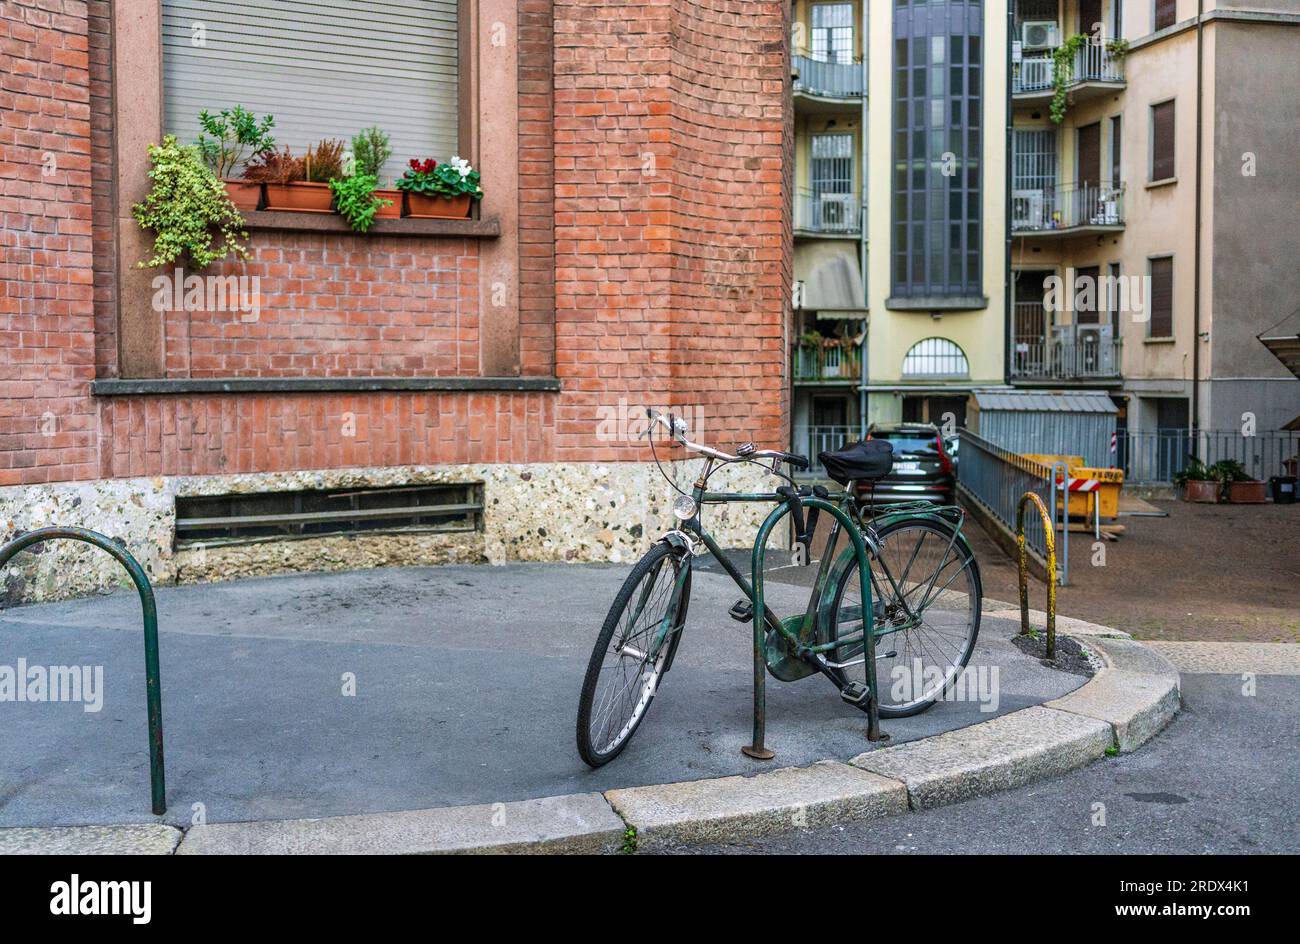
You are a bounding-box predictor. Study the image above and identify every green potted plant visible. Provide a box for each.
[132,135,249,269]
[195,106,275,210]
[351,126,400,220]
[1213,459,1267,504]
[329,173,393,233]
[396,156,482,219]
[1173,457,1220,503]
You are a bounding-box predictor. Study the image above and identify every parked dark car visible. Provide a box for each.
[854,422,956,505]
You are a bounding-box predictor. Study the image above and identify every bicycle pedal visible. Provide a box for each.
[840,682,870,706]
[728,599,754,623]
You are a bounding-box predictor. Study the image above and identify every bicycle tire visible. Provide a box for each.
[576,542,691,766]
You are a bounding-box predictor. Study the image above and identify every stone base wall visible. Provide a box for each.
[0,461,780,605]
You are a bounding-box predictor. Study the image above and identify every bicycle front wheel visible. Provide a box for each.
[826,516,981,717]
[576,542,691,767]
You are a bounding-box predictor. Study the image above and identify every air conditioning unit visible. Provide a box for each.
[818,193,856,230]
[1021,21,1059,50]
[1012,189,1045,229]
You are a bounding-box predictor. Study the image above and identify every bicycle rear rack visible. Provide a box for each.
[0,527,166,815]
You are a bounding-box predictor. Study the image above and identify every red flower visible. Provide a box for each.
[408,158,420,170]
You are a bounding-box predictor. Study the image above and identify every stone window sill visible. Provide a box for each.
[241,211,501,238]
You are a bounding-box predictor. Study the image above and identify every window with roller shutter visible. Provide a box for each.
[161,1,459,186]
[1150,99,1175,182]
[1153,0,1177,32]
[1148,256,1173,338]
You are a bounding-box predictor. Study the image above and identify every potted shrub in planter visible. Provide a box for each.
[196,105,275,211]
[351,126,400,220]
[132,135,249,269]
[397,156,483,219]
[1174,458,1220,503]
[1214,460,1268,504]
[246,140,343,213]
[329,173,393,233]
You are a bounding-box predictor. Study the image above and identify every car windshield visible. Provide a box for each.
[872,432,940,456]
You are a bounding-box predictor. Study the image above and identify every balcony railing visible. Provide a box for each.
[793,342,862,383]
[792,425,858,474]
[1010,319,1122,380]
[792,54,865,100]
[1012,182,1125,233]
[794,189,864,236]
[1014,42,1125,95]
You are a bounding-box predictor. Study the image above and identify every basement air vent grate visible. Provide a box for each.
[174,484,483,548]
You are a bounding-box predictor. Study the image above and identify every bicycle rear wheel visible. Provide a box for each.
[576,542,691,767]
[826,516,981,717]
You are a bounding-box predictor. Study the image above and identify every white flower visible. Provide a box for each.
[449,155,474,178]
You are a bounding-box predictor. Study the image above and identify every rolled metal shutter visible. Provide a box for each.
[162,0,458,185]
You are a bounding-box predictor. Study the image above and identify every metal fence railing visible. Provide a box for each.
[1118,429,1300,484]
[793,189,864,236]
[956,430,1068,584]
[1012,182,1126,233]
[792,343,862,382]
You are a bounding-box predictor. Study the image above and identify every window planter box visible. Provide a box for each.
[375,188,403,220]
[1226,480,1268,504]
[264,181,333,213]
[223,179,263,211]
[1181,480,1220,503]
[403,192,471,219]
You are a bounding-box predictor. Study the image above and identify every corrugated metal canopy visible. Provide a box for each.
[799,254,867,316]
[1260,334,1300,381]
[973,390,1118,414]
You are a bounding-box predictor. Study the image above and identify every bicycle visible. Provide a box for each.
[576,409,983,766]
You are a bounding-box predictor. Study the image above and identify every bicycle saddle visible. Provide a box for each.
[818,439,894,486]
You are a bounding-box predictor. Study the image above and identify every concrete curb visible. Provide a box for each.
[174,792,624,855]
[606,760,907,850]
[0,824,182,855]
[3,627,1180,855]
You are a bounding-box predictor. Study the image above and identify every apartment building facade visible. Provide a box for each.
[791,0,1009,468]
[1009,0,1300,475]
[0,0,792,601]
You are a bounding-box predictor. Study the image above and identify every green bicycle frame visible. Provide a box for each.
[659,471,884,759]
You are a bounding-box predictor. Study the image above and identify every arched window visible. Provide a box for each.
[902,338,969,379]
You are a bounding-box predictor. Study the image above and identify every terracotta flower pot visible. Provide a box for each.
[1182,480,1220,503]
[1227,480,1268,504]
[223,179,263,211]
[264,181,334,213]
[402,192,471,219]
[374,188,402,220]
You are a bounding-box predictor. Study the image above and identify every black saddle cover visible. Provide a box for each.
[818,439,894,486]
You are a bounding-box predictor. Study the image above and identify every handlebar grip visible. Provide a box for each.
[783,452,810,471]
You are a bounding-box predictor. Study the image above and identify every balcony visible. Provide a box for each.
[792,54,865,104]
[1013,42,1125,102]
[1012,183,1125,236]
[792,425,857,475]
[794,189,864,238]
[1010,318,1122,382]
[793,342,862,384]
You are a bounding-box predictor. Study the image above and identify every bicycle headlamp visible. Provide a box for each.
[672,495,697,520]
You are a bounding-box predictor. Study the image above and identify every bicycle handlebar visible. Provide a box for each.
[643,409,809,470]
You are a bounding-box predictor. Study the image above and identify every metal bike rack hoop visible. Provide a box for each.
[1016,492,1057,661]
[0,527,166,815]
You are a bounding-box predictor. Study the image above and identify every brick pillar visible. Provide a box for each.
[551,0,790,459]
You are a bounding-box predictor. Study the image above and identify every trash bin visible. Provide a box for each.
[1269,476,1297,504]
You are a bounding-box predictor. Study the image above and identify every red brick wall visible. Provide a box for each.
[667,0,790,447]
[1,0,790,487]
[95,390,555,478]
[0,0,99,486]
[160,234,480,378]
